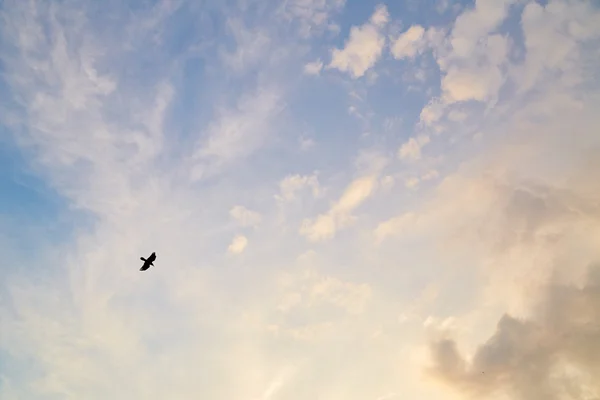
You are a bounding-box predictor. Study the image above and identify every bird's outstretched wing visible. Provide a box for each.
[148,252,156,262]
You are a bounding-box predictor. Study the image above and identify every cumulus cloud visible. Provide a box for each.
[398,135,430,161]
[514,0,600,92]
[328,4,389,78]
[390,25,427,60]
[448,0,514,59]
[441,62,504,103]
[418,99,446,126]
[228,234,248,254]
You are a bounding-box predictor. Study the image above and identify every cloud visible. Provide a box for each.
[441,62,504,103]
[230,205,262,227]
[300,175,377,241]
[398,135,430,161]
[279,0,346,38]
[304,59,324,75]
[439,32,508,104]
[514,0,600,92]
[327,4,389,78]
[370,4,390,27]
[429,265,600,400]
[407,0,514,127]
[276,172,321,202]
[404,177,419,189]
[377,89,600,333]
[191,87,284,180]
[390,25,427,60]
[354,148,389,176]
[221,18,272,73]
[277,265,373,316]
[2,0,600,399]
[448,0,514,59]
[228,234,248,254]
[330,176,377,214]
[299,214,337,242]
[419,100,446,126]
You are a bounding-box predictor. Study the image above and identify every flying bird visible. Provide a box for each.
[140,252,157,271]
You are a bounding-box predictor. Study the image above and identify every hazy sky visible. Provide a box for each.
[1,0,600,399]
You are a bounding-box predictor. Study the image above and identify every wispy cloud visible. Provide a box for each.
[191,87,284,180]
[300,174,378,241]
[2,0,600,399]
[230,205,262,227]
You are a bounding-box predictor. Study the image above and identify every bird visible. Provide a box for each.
[139,252,157,271]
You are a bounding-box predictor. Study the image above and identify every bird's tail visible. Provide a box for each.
[140,257,146,261]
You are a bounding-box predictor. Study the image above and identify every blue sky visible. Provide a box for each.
[1,0,600,399]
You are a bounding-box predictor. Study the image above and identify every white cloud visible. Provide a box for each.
[221,18,272,73]
[370,3,390,27]
[191,87,283,180]
[328,4,389,78]
[439,33,508,104]
[300,213,337,241]
[447,110,467,122]
[374,212,419,243]
[331,175,377,214]
[419,100,445,126]
[230,205,262,227]
[276,172,321,201]
[390,25,427,60]
[300,175,377,241]
[416,0,514,125]
[398,135,430,161]
[514,0,600,92]
[303,59,324,75]
[228,234,248,254]
[449,0,515,60]
[441,64,504,103]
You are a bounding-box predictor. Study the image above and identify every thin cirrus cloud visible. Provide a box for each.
[1,0,600,399]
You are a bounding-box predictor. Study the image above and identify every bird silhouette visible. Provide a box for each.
[139,252,156,271]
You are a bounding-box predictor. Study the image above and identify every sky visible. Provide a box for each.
[1,0,600,399]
